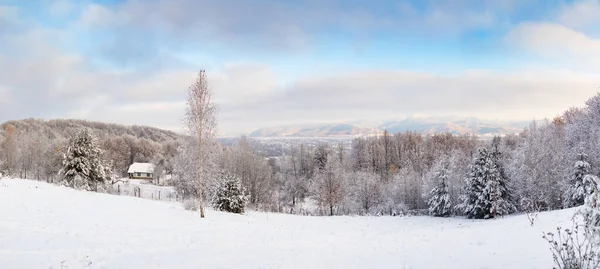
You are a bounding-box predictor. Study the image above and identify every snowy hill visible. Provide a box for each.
[248,123,378,138]
[0,178,572,269]
[379,116,528,136]
[248,117,528,138]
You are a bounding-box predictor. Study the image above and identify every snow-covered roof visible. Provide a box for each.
[127,163,154,174]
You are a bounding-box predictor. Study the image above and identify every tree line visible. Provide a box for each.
[175,93,600,219]
[4,85,600,219]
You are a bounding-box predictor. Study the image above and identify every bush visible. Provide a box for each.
[183,198,199,211]
[543,175,600,269]
[543,222,600,269]
[212,173,247,214]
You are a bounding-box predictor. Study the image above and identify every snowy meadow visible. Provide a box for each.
[0,178,572,269]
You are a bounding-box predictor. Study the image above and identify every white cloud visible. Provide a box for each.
[506,22,600,68]
[213,67,600,135]
[558,0,600,29]
[78,3,128,28]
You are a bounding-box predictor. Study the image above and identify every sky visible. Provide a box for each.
[0,0,599,136]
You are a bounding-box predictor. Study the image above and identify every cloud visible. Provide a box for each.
[2,0,600,137]
[558,0,600,30]
[0,5,22,35]
[70,0,536,68]
[506,22,600,68]
[78,3,128,28]
[214,67,600,135]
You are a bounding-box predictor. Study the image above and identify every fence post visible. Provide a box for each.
[159,191,161,200]
[118,185,121,195]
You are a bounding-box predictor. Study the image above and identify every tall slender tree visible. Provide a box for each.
[427,162,451,217]
[185,70,218,218]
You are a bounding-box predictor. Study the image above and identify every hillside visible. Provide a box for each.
[0,118,182,143]
[0,119,182,178]
[379,117,528,136]
[0,178,569,269]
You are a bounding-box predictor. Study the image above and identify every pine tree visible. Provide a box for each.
[427,163,451,217]
[581,175,600,232]
[212,173,248,214]
[60,129,109,192]
[457,147,515,219]
[488,140,516,217]
[565,152,593,207]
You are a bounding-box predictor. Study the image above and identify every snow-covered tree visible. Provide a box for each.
[345,171,381,215]
[426,162,451,217]
[315,151,346,216]
[212,172,248,214]
[565,152,593,207]
[581,175,600,233]
[60,129,110,192]
[173,137,220,202]
[457,147,515,219]
[185,70,218,218]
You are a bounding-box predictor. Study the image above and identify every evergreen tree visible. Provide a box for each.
[457,147,515,219]
[581,175,600,232]
[489,140,516,217]
[60,129,110,192]
[213,173,248,214]
[427,163,451,217]
[565,152,593,207]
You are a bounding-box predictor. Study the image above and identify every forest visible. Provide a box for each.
[2,94,600,218]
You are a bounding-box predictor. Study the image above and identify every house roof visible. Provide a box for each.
[127,163,154,174]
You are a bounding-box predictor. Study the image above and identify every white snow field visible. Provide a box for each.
[0,178,575,269]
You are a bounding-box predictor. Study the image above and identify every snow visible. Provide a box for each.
[127,162,154,174]
[112,179,178,201]
[0,178,576,269]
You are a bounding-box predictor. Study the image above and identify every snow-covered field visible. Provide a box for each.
[0,178,574,269]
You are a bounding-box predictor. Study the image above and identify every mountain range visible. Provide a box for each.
[248,117,531,138]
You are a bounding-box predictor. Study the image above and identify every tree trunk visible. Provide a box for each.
[198,111,205,218]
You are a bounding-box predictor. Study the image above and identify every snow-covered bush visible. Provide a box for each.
[520,197,540,226]
[544,175,600,269]
[183,198,199,211]
[543,223,600,269]
[212,173,248,214]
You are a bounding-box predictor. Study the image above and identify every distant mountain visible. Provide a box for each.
[248,124,379,138]
[379,117,528,136]
[248,117,529,138]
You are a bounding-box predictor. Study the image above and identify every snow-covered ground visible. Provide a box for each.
[112,179,177,202]
[0,178,574,269]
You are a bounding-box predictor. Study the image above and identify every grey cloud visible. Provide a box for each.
[78,0,548,68]
[0,21,194,126]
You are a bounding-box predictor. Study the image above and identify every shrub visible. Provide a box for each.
[183,198,199,211]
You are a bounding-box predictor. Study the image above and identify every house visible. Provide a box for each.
[127,162,154,180]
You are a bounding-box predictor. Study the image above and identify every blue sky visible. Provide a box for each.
[1,0,600,136]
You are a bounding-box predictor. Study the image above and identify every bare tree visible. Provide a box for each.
[1,124,18,175]
[185,70,218,218]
